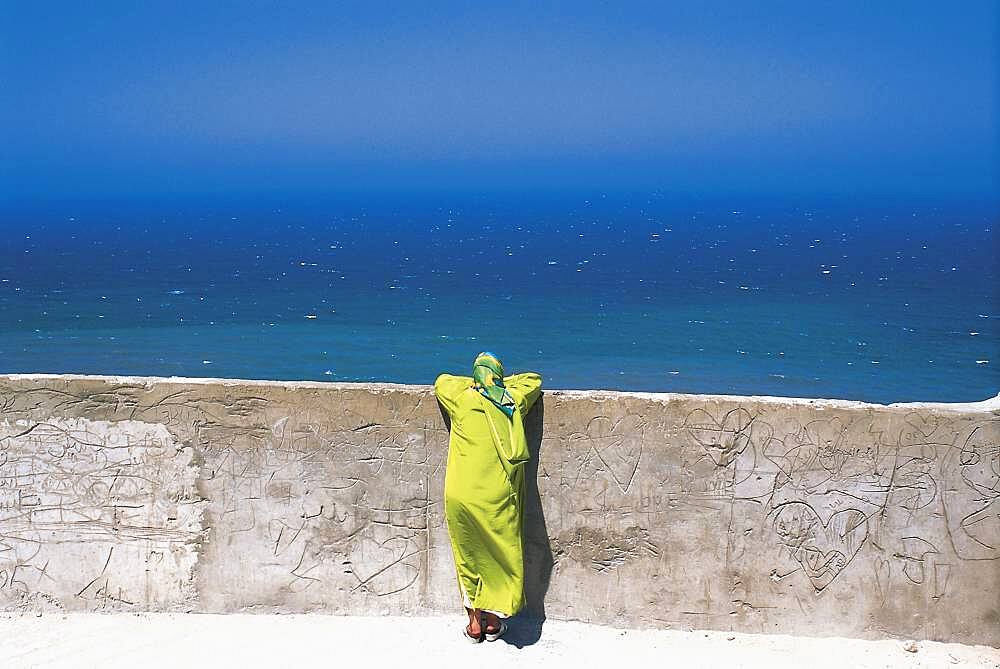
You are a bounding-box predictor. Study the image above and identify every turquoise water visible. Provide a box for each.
[1,194,996,403]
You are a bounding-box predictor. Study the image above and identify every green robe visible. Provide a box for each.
[434,372,543,616]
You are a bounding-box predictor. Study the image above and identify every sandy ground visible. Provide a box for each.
[1,614,998,669]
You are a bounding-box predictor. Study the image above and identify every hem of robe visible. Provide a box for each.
[460,582,512,619]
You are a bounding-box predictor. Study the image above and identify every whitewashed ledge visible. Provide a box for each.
[0,373,997,646]
[5,372,999,410]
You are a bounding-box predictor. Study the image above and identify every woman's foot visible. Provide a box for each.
[463,608,483,643]
[481,611,507,640]
[481,611,500,634]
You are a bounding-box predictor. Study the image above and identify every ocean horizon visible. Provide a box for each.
[1,192,996,404]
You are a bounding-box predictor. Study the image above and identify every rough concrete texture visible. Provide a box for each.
[0,374,997,645]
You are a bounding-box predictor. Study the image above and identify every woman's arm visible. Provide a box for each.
[433,373,472,416]
[504,372,543,416]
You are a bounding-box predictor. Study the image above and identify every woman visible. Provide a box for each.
[434,352,542,643]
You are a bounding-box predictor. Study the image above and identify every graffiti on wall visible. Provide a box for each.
[551,400,997,609]
[0,415,200,610]
[0,378,996,643]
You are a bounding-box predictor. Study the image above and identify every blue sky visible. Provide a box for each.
[2,2,996,201]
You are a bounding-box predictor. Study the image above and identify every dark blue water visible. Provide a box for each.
[1,193,996,403]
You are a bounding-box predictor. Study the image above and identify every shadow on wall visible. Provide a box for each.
[507,395,552,648]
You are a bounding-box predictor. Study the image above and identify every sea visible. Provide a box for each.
[1,192,996,404]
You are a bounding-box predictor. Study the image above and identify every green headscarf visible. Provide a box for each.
[472,351,516,418]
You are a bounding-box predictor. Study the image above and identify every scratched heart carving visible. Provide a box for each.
[771,502,868,591]
[347,536,420,596]
[583,415,644,495]
[903,412,943,440]
[683,407,754,468]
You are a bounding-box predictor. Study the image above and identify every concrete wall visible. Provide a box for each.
[0,374,997,644]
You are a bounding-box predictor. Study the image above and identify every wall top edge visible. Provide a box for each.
[2,372,998,413]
